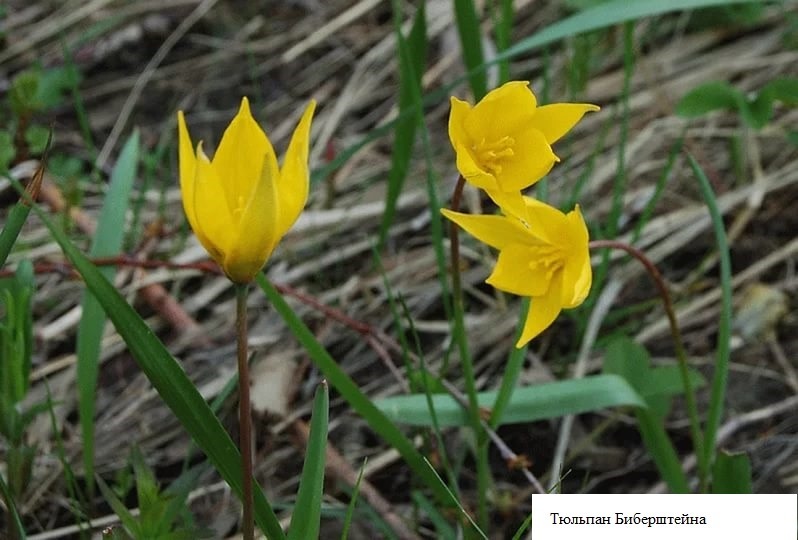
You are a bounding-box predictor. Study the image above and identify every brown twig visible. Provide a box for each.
[37,178,201,334]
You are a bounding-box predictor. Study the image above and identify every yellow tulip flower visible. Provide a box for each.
[442,197,591,347]
[449,81,598,218]
[178,97,316,284]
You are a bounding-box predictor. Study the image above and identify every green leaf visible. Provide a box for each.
[25,188,287,540]
[340,461,366,540]
[499,0,756,63]
[0,471,27,539]
[257,276,459,512]
[603,336,705,412]
[412,491,456,539]
[77,130,139,493]
[712,450,752,493]
[602,336,690,493]
[603,334,649,389]
[288,381,329,540]
[676,81,743,118]
[689,153,733,487]
[35,65,81,110]
[375,374,647,427]
[0,262,35,423]
[379,2,427,249]
[0,144,49,269]
[96,474,140,537]
[636,407,689,493]
[760,77,798,105]
[452,0,487,99]
[24,124,51,155]
[8,70,40,115]
[0,131,15,171]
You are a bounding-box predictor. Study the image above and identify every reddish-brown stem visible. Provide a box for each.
[235,284,255,540]
[588,239,704,477]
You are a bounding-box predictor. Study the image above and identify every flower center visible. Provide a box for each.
[473,136,515,175]
[527,244,565,282]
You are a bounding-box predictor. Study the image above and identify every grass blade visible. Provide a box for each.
[0,131,49,269]
[340,460,366,540]
[499,0,756,62]
[378,2,427,250]
[0,472,26,539]
[76,130,139,494]
[452,0,487,98]
[689,153,733,487]
[712,450,752,493]
[288,381,329,540]
[256,276,459,512]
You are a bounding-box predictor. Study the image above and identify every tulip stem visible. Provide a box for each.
[235,284,255,540]
[588,239,706,490]
[449,175,490,531]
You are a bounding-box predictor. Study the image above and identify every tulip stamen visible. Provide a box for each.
[473,136,515,175]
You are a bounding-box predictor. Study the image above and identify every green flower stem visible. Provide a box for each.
[449,175,489,530]
[589,239,705,488]
[236,284,255,540]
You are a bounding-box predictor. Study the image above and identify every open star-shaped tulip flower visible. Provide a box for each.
[442,197,592,346]
[178,97,315,283]
[449,81,598,219]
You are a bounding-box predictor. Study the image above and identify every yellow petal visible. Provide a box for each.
[560,205,592,308]
[177,111,198,232]
[532,103,599,145]
[522,197,568,246]
[486,244,551,297]
[441,209,530,250]
[277,100,316,238]
[464,81,536,143]
[448,96,471,151]
[486,189,527,222]
[212,97,275,213]
[225,149,281,284]
[492,127,557,192]
[193,142,234,268]
[516,275,563,347]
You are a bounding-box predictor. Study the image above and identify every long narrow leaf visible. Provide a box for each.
[452,0,487,98]
[0,472,26,539]
[376,374,647,427]
[288,381,329,540]
[689,153,733,482]
[0,133,49,268]
[378,2,427,249]
[712,450,752,493]
[77,130,139,492]
[257,276,459,511]
[636,409,689,493]
[27,195,287,540]
[498,0,755,63]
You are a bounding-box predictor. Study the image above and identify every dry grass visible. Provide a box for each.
[2,0,798,537]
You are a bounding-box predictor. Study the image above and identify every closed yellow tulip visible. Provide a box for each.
[442,197,591,347]
[178,97,316,283]
[449,81,598,218]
